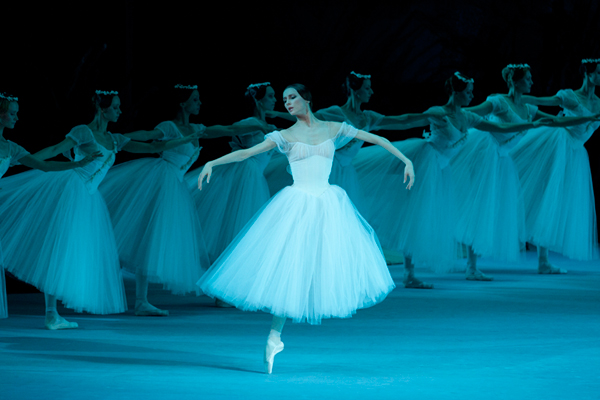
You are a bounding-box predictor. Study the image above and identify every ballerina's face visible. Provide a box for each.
[513,70,533,94]
[181,89,201,116]
[355,79,373,103]
[257,86,276,112]
[102,96,122,123]
[283,88,309,116]
[0,101,18,130]
[587,64,600,86]
[455,82,474,106]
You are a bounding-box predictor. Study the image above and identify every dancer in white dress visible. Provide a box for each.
[196,84,414,374]
[512,59,600,268]
[0,90,198,328]
[0,92,99,320]
[355,72,555,284]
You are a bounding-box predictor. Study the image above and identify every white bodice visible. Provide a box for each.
[557,89,600,144]
[485,95,538,156]
[156,121,204,181]
[0,140,29,179]
[266,122,358,196]
[229,117,276,172]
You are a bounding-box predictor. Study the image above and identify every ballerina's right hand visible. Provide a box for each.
[404,162,415,190]
[78,151,103,167]
[198,163,212,190]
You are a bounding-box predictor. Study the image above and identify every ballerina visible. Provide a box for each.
[511,58,600,269]
[0,92,99,320]
[183,82,278,270]
[0,90,199,328]
[196,83,414,374]
[454,64,599,279]
[355,72,556,284]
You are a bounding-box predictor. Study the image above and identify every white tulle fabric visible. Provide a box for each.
[184,118,276,262]
[451,95,535,262]
[0,141,30,318]
[264,107,384,212]
[198,122,394,324]
[510,89,599,260]
[355,107,482,272]
[0,126,127,314]
[99,121,210,294]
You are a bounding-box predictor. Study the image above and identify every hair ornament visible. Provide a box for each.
[0,92,18,102]
[350,71,371,79]
[506,63,530,70]
[246,82,270,91]
[582,58,600,64]
[454,71,474,83]
[95,90,119,96]
[174,84,198,90]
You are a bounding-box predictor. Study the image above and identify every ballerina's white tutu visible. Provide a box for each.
[184,118,276,263]
[451,95,533,262]
[99,121,210,294]
[354,107,483,272]
[264,106,384,213]
[0,126,127,314]
[0,140,31,318]
[510,89,599,260]
[197,123,394,324]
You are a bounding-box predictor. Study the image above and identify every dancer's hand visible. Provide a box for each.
[404,161,415,190]
[198,163,212,190]
[533,117,555,127]
[77,151,103,167]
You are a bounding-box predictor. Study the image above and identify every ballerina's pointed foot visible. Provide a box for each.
[466,269,494,281]
[215,298,235,308]
[264,338,284,374]
[45,315,78,330]
[403,276,434,289]
[538,263,567,274]
[135,301,169,317]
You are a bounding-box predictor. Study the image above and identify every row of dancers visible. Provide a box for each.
[1,60,599,374]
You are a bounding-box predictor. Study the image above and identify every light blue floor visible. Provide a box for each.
[1,250,599,400]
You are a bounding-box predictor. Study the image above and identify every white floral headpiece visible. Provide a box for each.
[454,71,474,83]
[582,59,600,64]
[247,82,270,90]
[0,92,18,102]
[95,90,119,96]
[506,64,530,70]
[351,71,371,79]
[174,84,198,90]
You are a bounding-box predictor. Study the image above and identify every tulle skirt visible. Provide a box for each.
[0,169,127,314]
[354,139,458,272]
[511,127,598,260]
[99,158,210,294]
[0,244,6,318]
[185,157,271,263]
[451,132,526,262]
[197,184,394,325]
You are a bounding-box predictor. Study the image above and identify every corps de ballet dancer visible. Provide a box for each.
[196,84,414,374]
[0,92,99,320]
[453,64,599,279]
[512,58,600,268]
[0,90,199,329]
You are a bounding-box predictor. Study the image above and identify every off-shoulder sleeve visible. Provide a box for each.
[8,141,30,166]
[66,125,94,146]
[556,89,580,110]
[265,131,289,153]
[314,106,346,123]
[486,95,509,116]
[333,122,359,149]
[155,121,181,140]
[364,110,385,131]
[464,111,484,129]
[526,104,539,120]
[191,123,207,136]
[111,133,131,152]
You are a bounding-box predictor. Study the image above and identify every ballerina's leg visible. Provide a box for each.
[465,246,494,281]
[537,246,567,274]
[264,315,286,374]
[44,293,78,330]
[134,271,169,316]
[402,256,433,289]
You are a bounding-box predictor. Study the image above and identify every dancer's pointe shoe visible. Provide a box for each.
[45,315,78,330]
[466,269,494,281]
[403,276,434,289]
[135,301,169,316]
[264,338,284,374]
[215,298,235,308]
[538,263,567,274]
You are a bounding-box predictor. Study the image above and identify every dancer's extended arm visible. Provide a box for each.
[18,152,101,172]
[123,132,202,153]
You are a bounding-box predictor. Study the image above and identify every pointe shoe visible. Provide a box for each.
[264,338,284,374]
[538,263,567,274]
[45,316,78,330]
[466,269,494,281]
[215,298,235,308]
[135,302,169,317]
[403,276,434,289]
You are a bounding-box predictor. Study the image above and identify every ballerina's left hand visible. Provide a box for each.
[404,162,415,190]
[198,163,213,190]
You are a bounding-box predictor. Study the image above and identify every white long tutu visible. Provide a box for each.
[0,169,127,314]
[0,244,6,318]
[451,132,526,262]
[100,157,210,294]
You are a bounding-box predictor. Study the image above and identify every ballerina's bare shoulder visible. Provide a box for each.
[279,121,342,146]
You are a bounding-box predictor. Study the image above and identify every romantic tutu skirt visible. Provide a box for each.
[451,132,526,262]
[197,184,395,325]
[354,140,458,272]
[185,156,271,263]
[0,245,6,318]
[0,169,127,314]
[511,126,598,260]
[100,158,210,294]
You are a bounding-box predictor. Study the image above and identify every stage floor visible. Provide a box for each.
[1,250,599,400]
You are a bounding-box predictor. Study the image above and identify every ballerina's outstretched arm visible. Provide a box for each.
[122,131,203,153]
[370,109,449,130]
[18,151,101,172]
